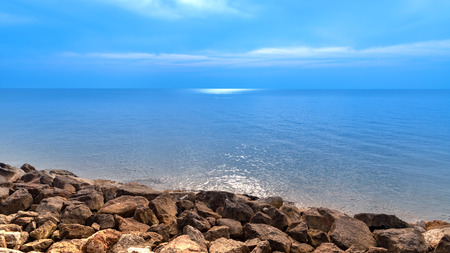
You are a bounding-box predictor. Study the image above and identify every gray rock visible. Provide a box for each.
[328,216,376,250]
[373,228,427,253]
[303,207,347,233]
[286,221,308,243]
[196,191,236,211]
[61,203,92,224]
[222,199,254,222]
[69,187,104,211]
[0,189,33,214]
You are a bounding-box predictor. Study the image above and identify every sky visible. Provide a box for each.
[1,0,450,89]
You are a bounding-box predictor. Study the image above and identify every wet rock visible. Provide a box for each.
[425,220,450,231]
[260,196,283,208]
[354,213,409,231]
[0,189,33,215]
[196,191,236,211]
[435,234,450,253]
[29,220,57,240]
[134,205,159,225]
[69,187,104,211]
[177,210,211,232]
[52,175,93,191]
[195,201,221,219]
[262,206,290,231]
[216,218,243,239]
[20,238,53,252]
[313,243,344,253]
[308,229,329,248]
[60,224,95,239]
[222,199,254,222]
[35,196,65,216]
[117,183,162,201]
[61,203,92,225]
[98,195,149,217]
[156,234,208,253]
[286,221,308,243]
[149,193,178,234]
[47,239,85,253]
[81,229,122,253]
[20,163,35,173]
[88,214,116,230]
[373,228,427,253]
[290,241,314,253]
[280,203,301,222]
[303,207,347,233]
[116,216,150,233]
[110,233,147,253]
[244,223,291,252]
[329,216,376,250]
[183,225,207,246]
[0,230,28,250]
[209,237,250,253]
[204,226,230,241]
[423,227,450,249]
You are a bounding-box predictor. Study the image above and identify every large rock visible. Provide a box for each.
[177,210,211,232]
[29,220,57,240]
[134,205,159,225]
[0,224,22,232]
[150,193,178,234]
[250,212,273,225]
[354,213,409,231]
[98,195,149,217]
[53,175,94,191]
[20,238,53,252]
[196,191,236,211]
[0,187,9,202]
[280,203,301,222]
[50,169,77,177]
[0,189,33,214]
[88,213,116,230]
[204,226,230,241]
[116,216,150,233]
[36,196,65,216]
[195,201,222,219]
[423,227,450,250]
[222,199,254,222]
[262,206,290,231]
[21,170,54,185]
[47,239,85,253]
[0,230,28,250]
[116,183,162,201]
[209,237,250,253]
[308,229,329,248]
[36,188,72,202]
[81,229,122,253]
[183,225,207,246]
[328,216,376,250]
[110,233,147,253]
[286,221,308,243]
[156,234,208,253]
[373,228,427,253]
[435,234,450,253]
[60,224,95,239]
[61,203,93,224]
[251,240,271,253]
[290,241,314,253]
[70,187,104,211]
[20,163,35,173]
[425,220,450,231]
[149,223,171,242]
[244,223,291,252]
[0,163,25,183]
[13,182,50,200]
[216,218,243,239]
[313,243,344,253]
[303,207,347,233]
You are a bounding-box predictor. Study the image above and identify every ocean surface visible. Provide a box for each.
[1,89,449,222]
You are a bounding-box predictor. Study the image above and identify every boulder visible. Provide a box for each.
[98,195,149,217]
[195,201,222,219]
[149,193,178,234]
[149,223,170,242]
[0,163,25,183]
[222,199,254,222]
[196,191,236,211]
[286,221,308,243]
[313,243,344,253]
[29,220,57,240]
[328,216,376,250]
[116,216,150,233]
[110,233,148,253]
[183,225,207,246]
[156,234,208,253]
[250,212,273,225]
[0,230,28,250]
[423,227,450,249]
[354,213,409,231]
[435,234,450,253]
[280,203,301,222]
[244,223,291,252]
[52,175,94,191]
[262,206,290,231]
[60,224,95,239]
[303,207,347,233]
[177,210,211,232]
[20,163,36,173]
[95,180,120,202]
[35,187,72,202]
[204,226,230,241]
[47,239,86,253]
[373,228,427,253]
[308,229,329,248]
[116,183,162,201]
[209,237,250,253]
[69,187,104,211]
[216,218,243,239]
[177,199,195,214]
[13,182,50,200]
[20,170,54,185]
[35,196,65,216]
[88,214,116,230]
[259,196,283,208]
[61,203,93,224]
[20,238,53,252]
[81,229,122,253]
[134,205,159,225]
[0,189,33,214]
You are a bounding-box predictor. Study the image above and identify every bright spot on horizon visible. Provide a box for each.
[196,89,258,94]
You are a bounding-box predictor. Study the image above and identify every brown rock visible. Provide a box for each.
[117,182,162,201]
[60,224,95,239]
[216,218,243,239]
[0,163,25,183]
[308,229,329,248]
[280,203,301,222]
[13,182,50,201]
[0,187,9,202]
[204,226,230,241]
[286,221,308,243]
[290,242,314,253]
[366,247,388,253]
[0,189,33,214]
[20,238,53,252]
[81,229,122,253]
[36,196,65,216]
[89,214,116,230]
[260,196,283,208]
[96,181,120,202]
[423,227,450,250]
[70,187,104,211]
[116,216,150,233]
[425,220,450,231]
[98,195,149,217]
[0,231,29,250]
[244,223,291,252]
[156,234,208,253]
[149,223,170,242]
[435,234,450,253]
[20,163,35,173]
[209,237,250,253]
[35,187,72,202]
[354,213,409,231]
[110,233,147,253]
[177,199,195,213]
[30,220,57,240]
[12,216,34,228]
[51,230,61,241]
[183,225,207,246]
[52,175,94,191]
[222,199,254,223]
[303,207,347,233]
[150,193,178,234]
[196,191,236,211]
[134,205,159,225]
[373,228,427,253]
[195,201,222,219]
[61,203,93,224]
[262,206,290,231]
[177,210,211,232]
[47,239,85,253]
[329,216,376,250]
[0,224,22,232]
[313,243,345,253]
[50,169,77,177]
[20,170,54,185]
[250,212,273,225]
[251,240,271,253]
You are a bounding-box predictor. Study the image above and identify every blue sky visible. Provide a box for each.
[1,0,450,88]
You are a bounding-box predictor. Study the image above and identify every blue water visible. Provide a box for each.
[1,89,449,222]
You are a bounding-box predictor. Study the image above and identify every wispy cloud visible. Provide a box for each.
[97,0,248,19]
[64,40,450,68]
[0,12,35,26]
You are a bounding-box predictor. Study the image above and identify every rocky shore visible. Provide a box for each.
[0,162,449,253]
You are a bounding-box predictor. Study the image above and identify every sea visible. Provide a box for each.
[1,89,449,222]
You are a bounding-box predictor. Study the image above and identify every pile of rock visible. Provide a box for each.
[0,162,449,253]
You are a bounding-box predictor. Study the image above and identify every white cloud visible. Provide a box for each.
[64,40,450,68]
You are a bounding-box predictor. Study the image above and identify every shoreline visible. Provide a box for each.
[0,162,449,252]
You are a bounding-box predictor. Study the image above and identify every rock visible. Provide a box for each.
[328,216,376,250]
[250,212,273,225]
[366,247,388,253]
[52,175,93,191]
[425,220,450,231]
[0,187,9,202]
[260,196,283,208]
[134,205,159,225]
[98,195,149,217]
[20,163,36,173]
[262,206,290,231]
[280,203,301,222]
[13,182,50,200]
[286,221,308,243]
[196,191,236,211]
[183,225,207,246]
[0,189,33,214]
[36,196,65,216]
[35,187,72,202]
[373,228,427,253]
[81,229,122,253]
[423,227,450,249]
[251,240,271,253]
[0,248,23,253]
[303,207,347,233]
[21,170,54,185]
[354,213,409,231]
[177,210,211,232]
[69,187,104,211]
[0,231,28,250]
[149,223,170,242]
[117,183,162,201]
[109,233,146,253]
[50,169,78,177]
[244,223,291,252]
[116,216,150,233]
[290,242,314,253]
[149,193,178,234]
[156,234,208,253]
[89,214,116,230]
[0,234,6,248]
[96,181,120,202]
[91,222,101,231]
[51,230,61,241]
[61,203,93,224]
[30,220,57,240]
[209,237,250,253]
[245,238,263,251]
[204,226,230,241]
[435,234,450,253]
[0,163,25,183]
[60,224,95,239]
[0,224,22,232]
[25,221,37,233]
[20,238,53,252]
[177,200,195,214]
[216,218,243,239]
[222,199,254,223]
[308,229,329,248]
[195,201,222,219]
[47,239,85,253]
[313,243,344,253]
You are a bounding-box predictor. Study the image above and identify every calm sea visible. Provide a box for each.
[1,89,449,222]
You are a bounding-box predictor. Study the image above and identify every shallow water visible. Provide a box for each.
[1,89,449,222]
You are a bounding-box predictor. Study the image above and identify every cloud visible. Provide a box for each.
[97,0,247,19]
[64,40,450,68]
[0,12,35,26]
